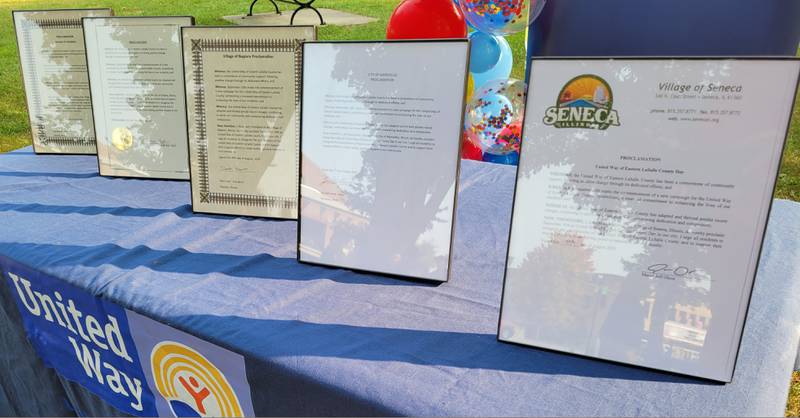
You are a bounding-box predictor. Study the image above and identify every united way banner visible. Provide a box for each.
[1,256,254,417]
[127,310,255,417]
[1,257,157,416]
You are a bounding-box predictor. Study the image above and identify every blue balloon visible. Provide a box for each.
[469,31,502,74]
[482,150,519,165]
[471,34,512,90]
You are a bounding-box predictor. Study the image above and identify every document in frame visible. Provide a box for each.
[83,16,194,179]
[498,58,800,382]
[299,40,469,282]
[13,8,113,154]
[183,25,316,218]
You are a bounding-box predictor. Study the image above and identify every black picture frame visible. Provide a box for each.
[296,39,471,283]
[496,56,800,383]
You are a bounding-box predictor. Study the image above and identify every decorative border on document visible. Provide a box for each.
[31,18,83,28]
[23,18,95,151]
[190,38,302,209]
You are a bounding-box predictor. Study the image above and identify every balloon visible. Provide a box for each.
[387,0,468,39]
[461,132,483,160]
[464,79,526,165]
[466,74,475,102]
[459,0,530,36]
[487,121,522,155]
[454,0,479,30]
[528,0,546,24]
[468,31,502,74]
[482,150,519,165]
[470,34,512,91]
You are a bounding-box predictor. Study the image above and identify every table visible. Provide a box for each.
[0,146,799,416]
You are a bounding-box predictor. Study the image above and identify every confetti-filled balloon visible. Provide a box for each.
[459,0,532,36]
[527,0,546,24]
[470,32,512,91]
[387,0,468,39]
[491,121,522,154]
[464,79,526,165]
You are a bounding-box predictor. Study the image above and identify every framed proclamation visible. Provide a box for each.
[13,8,113,154]
[298,40,469,282]
[182,26,316,218]
[498,58,800,382]
[83,16,194,180]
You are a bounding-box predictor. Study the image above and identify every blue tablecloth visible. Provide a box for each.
[1,146,799,416]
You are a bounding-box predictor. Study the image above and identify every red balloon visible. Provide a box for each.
[461,132,483,161]
[387,0,468,39]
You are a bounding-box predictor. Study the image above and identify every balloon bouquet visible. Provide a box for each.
[387,0,544,166]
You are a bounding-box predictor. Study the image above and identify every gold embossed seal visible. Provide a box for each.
[111,127,133,151]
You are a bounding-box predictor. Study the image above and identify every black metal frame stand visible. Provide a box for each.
[247,0,325,25]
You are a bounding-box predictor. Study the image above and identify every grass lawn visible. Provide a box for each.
[789,372,800,417]
[780,85,800,202]
[0,0,527,153]
[0,0,798,415]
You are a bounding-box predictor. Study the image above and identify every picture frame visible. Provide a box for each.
[497,56,800,382]
[182,25,317,218]
[83,16,195,180]
[12,8,114,155]
[297,40,470,282]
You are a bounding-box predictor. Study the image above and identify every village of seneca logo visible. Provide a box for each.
[543,74,620,130]
[151,341,243,417]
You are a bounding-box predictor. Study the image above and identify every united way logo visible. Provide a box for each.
[151,341,243,417]
[543,74,620,130]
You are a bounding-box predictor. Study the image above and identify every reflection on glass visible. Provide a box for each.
[13,9,112,154]
[183,26,315,218]
[84,16,193,179]
[499,59,800,381]
[299,41,469,282]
